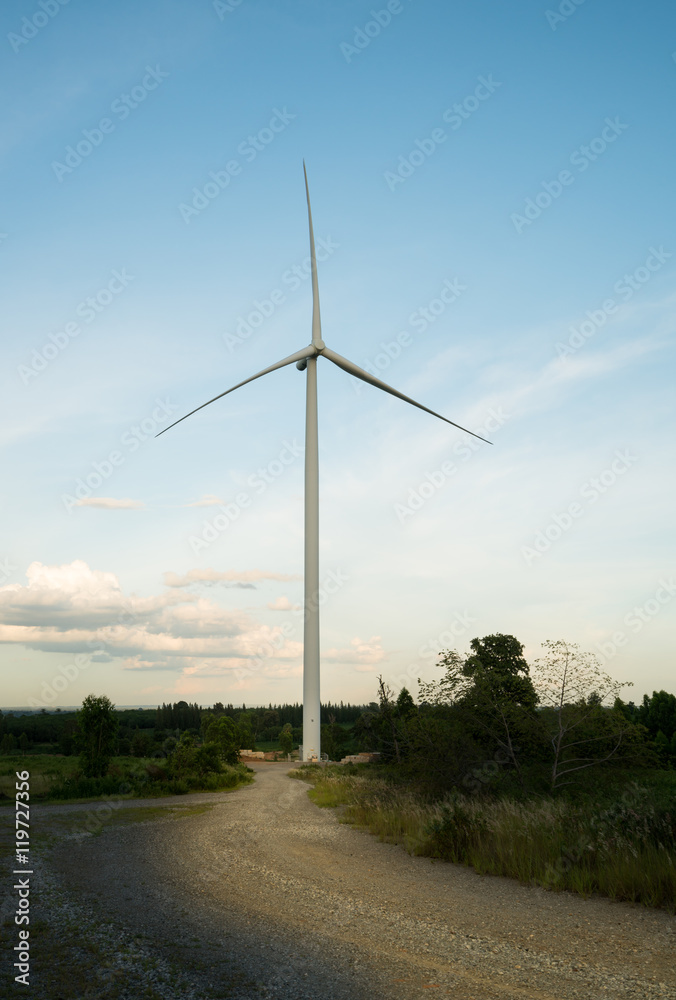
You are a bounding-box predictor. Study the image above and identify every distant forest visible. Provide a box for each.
[0,700,373,756]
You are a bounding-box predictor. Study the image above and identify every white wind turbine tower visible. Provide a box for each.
[158,164,491,761]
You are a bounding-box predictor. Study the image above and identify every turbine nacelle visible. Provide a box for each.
[296,341,325,370]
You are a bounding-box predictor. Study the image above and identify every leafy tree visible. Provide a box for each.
[170,732,198,777]
[420,635,541,789]
[279,724,294,756]
[18,733,29,754]
[236,712,254,750]
[1,733,16,754]
[353,710,378,751]
[395,687,416,718]
[195,741,222,775]
[637,691,676,741]
[321,714,347,761]
[264,709,280,729]
[205,716,240,765]
[75,695,119,778]
[655,730,669,762]
[464,634,537,711]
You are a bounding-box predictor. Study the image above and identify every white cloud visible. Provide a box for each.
[267,596,298,610]
[323,635,385,670]
[183,494,225,507]
[0,561,302,676]
[75,497,145,509]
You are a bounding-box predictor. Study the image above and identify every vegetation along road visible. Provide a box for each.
[4,761,674,1000]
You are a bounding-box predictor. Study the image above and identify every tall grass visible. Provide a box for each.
[294,765,676,910]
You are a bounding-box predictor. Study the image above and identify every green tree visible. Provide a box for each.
[395,687,416,718]
[75,695,119,778]
[18,732,29,754]
[655,730,669,761]
[236,712,254,750]
[463,634,537,710]
[420,636,540,789]
[375,676,402,763]
[279,723,294,756]
[206,716,240,765]
[195,741,222,775]
[638,691,676,740]
[170,732,198,777]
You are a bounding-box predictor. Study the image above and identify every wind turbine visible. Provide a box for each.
[157,164,491,761]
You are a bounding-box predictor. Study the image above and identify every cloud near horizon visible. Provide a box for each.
[183,494,225,507]
[75,497,145,509]
[0,562,382,680]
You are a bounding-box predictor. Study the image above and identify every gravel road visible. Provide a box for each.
[14,763,676,999]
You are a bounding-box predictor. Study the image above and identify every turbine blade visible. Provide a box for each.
[321,347,492,445]
[303,161,323,348]
[156,344,317,437]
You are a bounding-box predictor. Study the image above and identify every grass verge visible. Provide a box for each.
[292,764,676,911]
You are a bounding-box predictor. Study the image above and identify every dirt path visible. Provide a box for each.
[5,764,676,999]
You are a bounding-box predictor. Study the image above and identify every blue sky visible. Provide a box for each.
[1,0,674,710]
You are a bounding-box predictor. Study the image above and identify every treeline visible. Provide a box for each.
[615,690,676,756]
[354,636,676,795]
[156,700,365,730]
[0,699,370,756]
